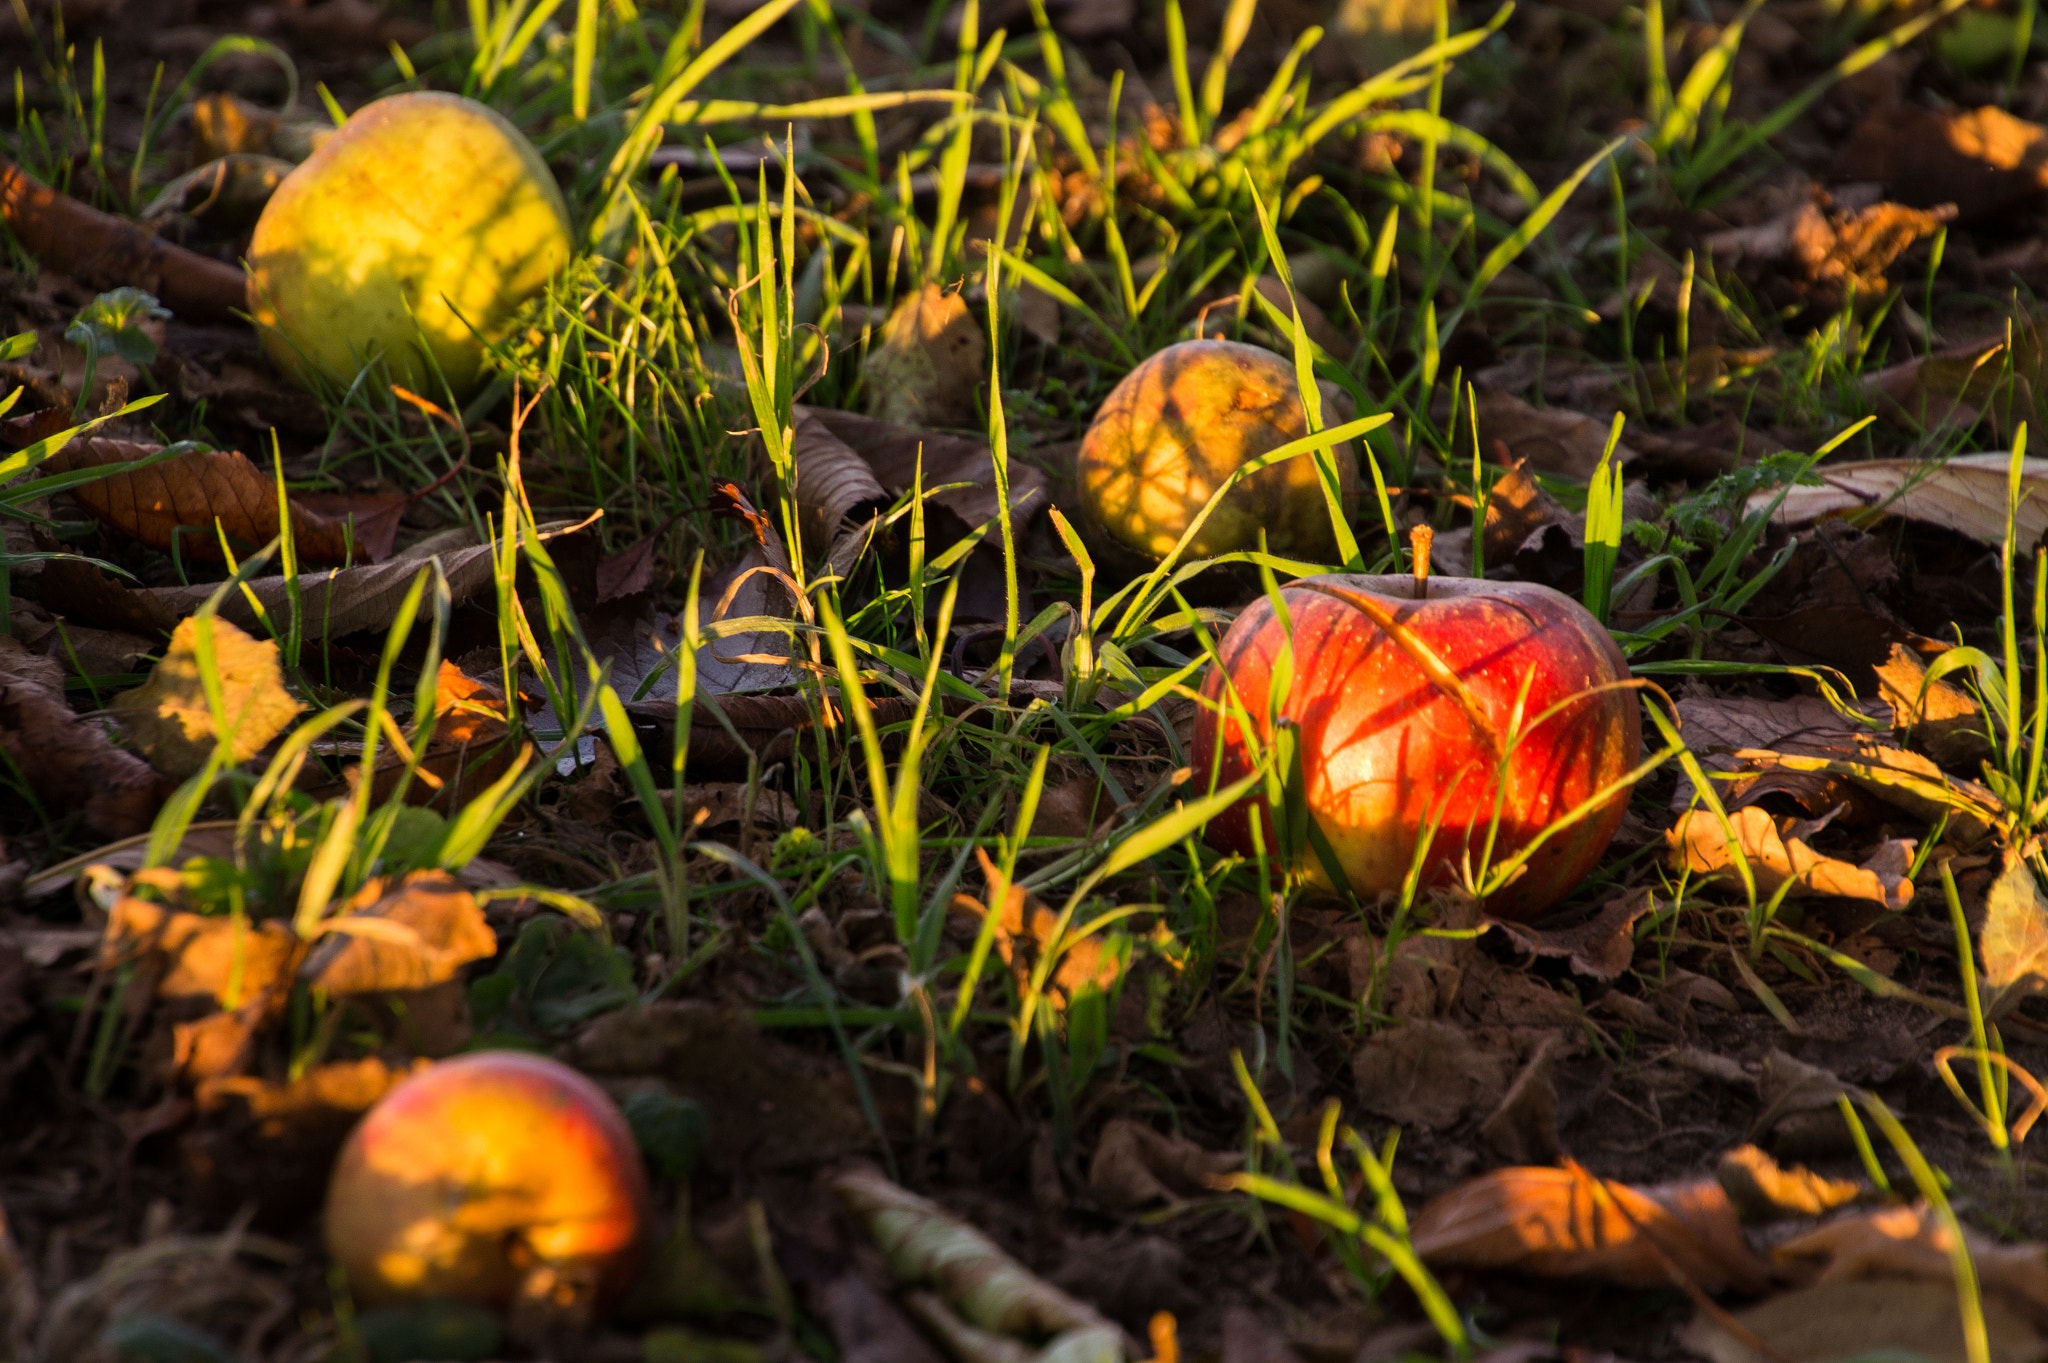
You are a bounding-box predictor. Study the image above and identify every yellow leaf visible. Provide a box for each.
[110,616,302,777]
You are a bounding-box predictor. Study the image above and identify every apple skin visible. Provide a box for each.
[249,91,572,397]
[1076,339,1358,563]
[325,1050,649,1309]
[1193,574,1639,922]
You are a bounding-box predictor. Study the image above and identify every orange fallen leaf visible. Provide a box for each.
[301,871,498,995]
[1409,1160,1770,1293]
[44,437,416,565]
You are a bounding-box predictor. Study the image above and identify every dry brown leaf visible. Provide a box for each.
[1713,1145,1863,1222]
[1667,806,1915,912]
[1755,453,2048,547]
[1086,1118,1241,1213]
[44,438,414,566]
[949,847,1121,1007]
[1704,191,1954,307]
[1484,889,1653,981]
[188,92,280,165]
[799,405,1049,533]
[301,871,497,995]
[0,635,170,838]
[790,408,890,552]
[119,528,515,641]
[1833,101,2048,223]
[1980,860,2048,1008]
[109,615,303,778]
[863,285,986,429]
[1680,1279,2041,1363]
[1451,389,1639,480]
[1410,1161,1769,1292]
[99,891,302,1010]
[1776,1203,2048,1326]
[1350,1020,1517,1130]
[1874,643,1990,768]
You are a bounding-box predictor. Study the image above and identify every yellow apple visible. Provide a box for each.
[249,91,572,396]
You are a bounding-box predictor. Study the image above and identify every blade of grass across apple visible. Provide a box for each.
[1108,412,1391,641]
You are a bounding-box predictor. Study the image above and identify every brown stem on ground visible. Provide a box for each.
[0,157,249,324]
[1410,523,1433,597]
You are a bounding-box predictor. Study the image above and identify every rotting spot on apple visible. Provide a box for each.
[325,1050,649,1312]
[1193,573,1640,922]
[1075,338,1359,563]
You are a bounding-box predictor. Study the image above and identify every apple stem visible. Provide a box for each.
[1295,580,1504,766]
[1410,524,1433,598]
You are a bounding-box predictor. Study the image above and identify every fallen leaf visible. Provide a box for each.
[1833,101,2048,223]
[1087,1118,1242,1213]
[0,635,170,838]
[1703,190,1954,308]
[949,847,1122,1007]
[863,285,986,429]
[1450,389,1639,480]
[44,438,411,566]
[1776,1202,2048,1325]
[1667,806,1915,912]
[300,871,497,995]
[1713,1145,1863,1222]
[1680,1279,2040,1363]
[1754,453,2048,548]
[1874,642,1990,768]
[1484,888,1653,981]
[799,405,1050,534]
[1980,859,2048,1010]
[595,514,679,604]
[1349,1019,1517,1131]
[109,615,303,778]
[187,92,280,165]
[1409,1160,1769,1292]
[140,154,293,232]
[790,408,890,554]
[100,891,301,1010]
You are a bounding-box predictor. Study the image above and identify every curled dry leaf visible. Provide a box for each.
[1754,453,2048,548]
[1666,806,1915,913]
[1713,1145,1862,1223]
[0,155,248,323]
[799,405,1050,533]
[1873,642,1990,768]
[300,871,498,996]
[1409,1161,1770,1293]
[1703,189,1954,308]
[0,634,170,838]
[1680,1279,2041,1363]
[1086,1118,1241,1214]
[790,408,889,552]
[1350,1020,1518,1131]
[44,438,411,566]
[140,154,294,233]
[1979,859,2048,1011]
[949,847,1122,1007]
[1774,1202,2048,1324]
[110,616,303,779]
[833,1165,1126,1357]
[863,284,986,429]
[1484,889,1653,982]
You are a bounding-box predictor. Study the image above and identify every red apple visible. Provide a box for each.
[325,1051,649,1310]
[1193,574,1639,921]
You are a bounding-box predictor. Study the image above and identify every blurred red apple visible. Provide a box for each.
[326,1050,648,1310]
[1194,574,1639,921]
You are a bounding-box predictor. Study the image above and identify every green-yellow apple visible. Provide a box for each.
[249,91,571,397]
[1194,573,1639,921]
[1076,339,1357,562]
[325,1051,648,1309]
